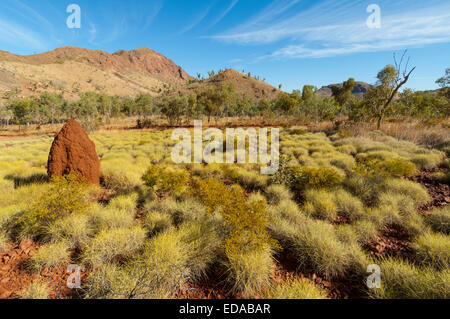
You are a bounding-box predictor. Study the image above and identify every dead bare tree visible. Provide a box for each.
[376,50,416,129]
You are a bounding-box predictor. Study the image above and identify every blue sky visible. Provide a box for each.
[0,0,449,92]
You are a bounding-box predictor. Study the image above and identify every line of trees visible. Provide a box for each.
[1,64,449,131]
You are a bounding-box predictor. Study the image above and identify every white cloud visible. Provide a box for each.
[0,18,46,49]
[212,0,450,59]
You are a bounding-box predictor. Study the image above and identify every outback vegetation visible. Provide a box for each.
[0,53,449,299]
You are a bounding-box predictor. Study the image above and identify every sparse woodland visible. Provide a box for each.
[0,62,449,299]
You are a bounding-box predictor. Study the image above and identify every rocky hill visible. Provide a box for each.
[184,69,281,101]
[317,81,374,99]
[0,46,192,101]
[0,47,281,103]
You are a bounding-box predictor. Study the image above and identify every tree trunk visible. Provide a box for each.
[377,113,383,130]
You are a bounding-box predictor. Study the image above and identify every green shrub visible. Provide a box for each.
[271,218,354,278]
[102,166,142,194]
[333,189,364,221]
[425,206,450,234]
[108,193,138,213]
[381,179,430,208]
[46,213,93,248]
[431,171,450,184]
[225,246,273,297]
[268,200,305,225]
[222,166,269,190]
[17,175,91,239]
[142,164,189,196]
[413,231,450,270]
[355,157,416,178]
[292,166,343,192]
[368,258,449,299]
[410,153,443,170]
[263,278,328,299]
[264,184,293,205]
[144,198,206,226]
[303,189,338,221]
[143,211,173,235]
[89,206,135,232]
[344,176,379,206]
[83,226,146,268]
[31,241,71,271]
[17,280,50,299]
[351,220,379,245]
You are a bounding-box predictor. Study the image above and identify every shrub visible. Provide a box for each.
[379,158,416,177]
[102,166,142,194]
[17,280,50,299]
[413,231,450,270]
[431,171,450,184]
[222,166,269,190]
[410,153,443,170]
[46,213,93,248]
[425,206,450,234]
[143,211,173,236]
[108,193,138,213]
[83,226,146,268]
[292,166,343,192]
[265,184,293,205]
[142,164,189,196]
[333,189,364,221]
[351,220,379,245]
[225,246,273,297]
[271,218,353,278]
[17,175,91,239]
[368,258,449,299]
[31,241,71,271]
[268,200,305,225]
[193,178,278,256]
[144,198,206,226]
[263,278,328,299]
[344,176,379,206]
[89,206,135,232]
[382,179,430,208]
[303,189,338,221]
[355,157,416,178]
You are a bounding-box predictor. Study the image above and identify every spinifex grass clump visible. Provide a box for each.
[142,164,189,197]
[16,175,92,239]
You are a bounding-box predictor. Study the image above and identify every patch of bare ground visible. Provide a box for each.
[273,254,366,299]
[364,225,413,260]
[405,168,450,212]
[0,239,88,299]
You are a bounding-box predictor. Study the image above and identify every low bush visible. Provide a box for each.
[267,200,305,225]
[89,206,135,232]
[413,231,450,270]
[101,166,142,194]
[144,198,206,226]
[83,226,146,268]
[333,189,364,221]
[368,258,449,299]
[46,213,93,248]
[410,153,444,170]
[225,246,273,297]
[31,241,71,271]
[264,184,293,205]
[292,166,343,192]
[17,280,50,299]
[381,179,430,208]
[302,189,338,221]
[142,164,189,196]
[344,176,379,206]
[263,278,328,299]
[425,206,450,234]
[351,220,379,245]
[17,175,91,239]
[143,211,173,236]
[108,193,138,213]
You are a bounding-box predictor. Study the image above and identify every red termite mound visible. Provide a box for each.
[47,120,100,184]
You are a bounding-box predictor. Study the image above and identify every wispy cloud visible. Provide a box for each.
[0,18,46,49]
[212,0,450,60]
[88,22,97,44]
[178,5,212,35]
[208,0,239,29]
